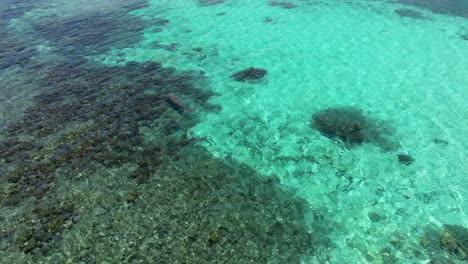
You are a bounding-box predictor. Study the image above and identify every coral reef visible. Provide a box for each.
[14,203,75,253]
[0,4,315,262]
[398,154,415,166]
[312,107,367,145]
[420,224,468,262]
[0,26,36,70]
[52,154,316,263]
[311,106,397,149]
[0,60,214,206]
[230,67,268,82]
[440,225,468,260]
[30,2,154,56]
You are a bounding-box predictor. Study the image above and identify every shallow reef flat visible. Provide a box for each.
[0,1,316,263]
[0,0,467,263]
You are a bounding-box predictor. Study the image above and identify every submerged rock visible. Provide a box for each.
[398,154,414,166]
[311,107,367,145]
[311,107,397,149]
[230,67,268,82]
[433,138,449,145]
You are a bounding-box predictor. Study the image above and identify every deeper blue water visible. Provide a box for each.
[0,0,466,263]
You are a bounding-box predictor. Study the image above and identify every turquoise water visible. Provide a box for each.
[1,0,467,263]
[98,0,467,262]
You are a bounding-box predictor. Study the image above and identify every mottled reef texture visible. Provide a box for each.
[0,2,315,262]
[396,0,468,18]
[0,58,315,263]
[311,107,398,150]
[230,67,268,82]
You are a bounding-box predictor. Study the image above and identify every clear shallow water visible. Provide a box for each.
[98,0,467,262]
[1,0,467,263]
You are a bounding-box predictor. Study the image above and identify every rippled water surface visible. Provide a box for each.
[0,0,467,263]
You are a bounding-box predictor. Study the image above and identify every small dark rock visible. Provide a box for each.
[230,67,268,82]
[460,34,468,41]
[398,154,414,166]
[264,17,274,22]
[433,138,449,145]
[368,212,384,222]
[126,191,140,203]
[216,12,226,16]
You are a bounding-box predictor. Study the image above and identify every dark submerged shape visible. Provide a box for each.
[32,11,150,56]
[433,138,449,145]
[397,0,468,18]
[230,67,268,82]
[312,107,366,145]
[268,1,298,9]
[395,8,427,19]
[422,224,468,261]
[398,154,414,165]
[0,58,315,261]
[198,0,226,7]
[0,2,316,261]
[439,225,468,260]
[311,107,397,149]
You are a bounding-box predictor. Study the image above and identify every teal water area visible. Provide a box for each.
[0,0,467,263]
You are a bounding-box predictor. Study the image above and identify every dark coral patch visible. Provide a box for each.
[0,26,36,70]
[422,224,468,261]
[311,107,367,145]
[311,107,397,149]
[0,60,215,206]
[14,203,75,253]
[0,56,316,261]
[398,154,414,166]
[31,3,152,56]
[230,67,268,82]
[440,225,468,260]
